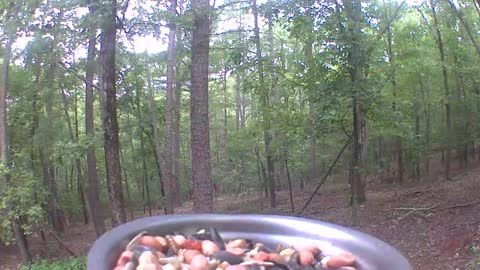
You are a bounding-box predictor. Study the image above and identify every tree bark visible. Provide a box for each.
[304,6,318,182]
[85,3,106,236]
[429,0,452,180]
[173,2,183,207]
[386,14,403,184]
[100,0,127,226]
[0,16,32,264]
[145,50,172,214]
[235,71,242,131]
[140,133,152,216]
[415,88,421,181]
[422,79,432,175]
[163,0,178,214]
[253,0,276,208]
[173,77,182,206]
[344,0,367,222]
[190,0,213,213]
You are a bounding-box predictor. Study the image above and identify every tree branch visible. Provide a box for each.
[366,0,407,57]
[58,61,100,90]
[297,137,351,215]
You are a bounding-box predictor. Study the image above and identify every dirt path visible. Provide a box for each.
[1,164,480,269]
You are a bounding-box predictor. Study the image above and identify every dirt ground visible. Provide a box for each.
[1,159,480,270]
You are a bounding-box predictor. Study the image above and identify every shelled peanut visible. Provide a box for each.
[112,228,357,270]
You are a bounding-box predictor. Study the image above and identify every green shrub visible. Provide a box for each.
[19,257,86,270]
[467,244,480,270]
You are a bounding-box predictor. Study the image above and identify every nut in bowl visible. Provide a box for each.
[87,214,413,270]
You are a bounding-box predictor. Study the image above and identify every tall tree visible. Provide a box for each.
[385,1,404,184]
[85,0,105,236]
[164,0,178,214]
[343,0,367,223]
[100,0,127,225]
[253,0,276,208]
[1,4,32,263]
[190,0,213,213]
[428,0,452,180]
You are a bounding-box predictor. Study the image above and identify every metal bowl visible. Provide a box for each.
[87,214,412,270]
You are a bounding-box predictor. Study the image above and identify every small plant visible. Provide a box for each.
[19,257,86,270]
[467,244,480,270]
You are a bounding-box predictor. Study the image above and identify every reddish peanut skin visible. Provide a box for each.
[184,249,202,263]
[184,239,203,250]
[202,240,220,255]
[267,253,286,265]
[155,236,168,250]
[113,266,124,270]
[298,250,314,266]
[190,254,209,270]
[253,251,270,261]
[327,252,355,268]
[116,250,133,266]
[140,236,163,250]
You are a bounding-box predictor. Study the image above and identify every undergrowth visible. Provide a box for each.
[19,257,86,270]
[468,244,480,270]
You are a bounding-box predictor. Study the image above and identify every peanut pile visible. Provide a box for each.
[113,228,357,270]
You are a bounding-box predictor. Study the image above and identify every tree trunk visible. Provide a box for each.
[344,0,367,224]
[240,91,247,129]
[235,71,242,131]
[429,0,452,180]
[284,159,295,214]
[173,79,182,206]
[444,0,480,57]
[145,50,173,214]
[163,1,178,214]
[386,17,403,184]
[268,19,282,192]
[41,59,65,233]
[304,6,318,182]
[223,69,229,146]
[140,133,152,216]
[453,54,468,168]
[190,0,213,213]
[415,88,421,181]
[173,15,183,207]
[85,3,106,236]
[120,150,133,220]
[1,17,32,264]
[59,79,89,225]
[422,79,432,175]
[100,0,127,226]
[253,0,276,208]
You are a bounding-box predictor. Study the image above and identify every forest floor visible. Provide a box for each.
[1,159,480,269]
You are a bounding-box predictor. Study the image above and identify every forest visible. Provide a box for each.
[1,0,480,269]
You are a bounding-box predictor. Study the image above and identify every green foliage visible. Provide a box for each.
[19,257,86,270]
[467,244,480,270]
[0,168,47,245]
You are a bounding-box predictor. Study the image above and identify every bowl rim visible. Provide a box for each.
[87,214,413,270]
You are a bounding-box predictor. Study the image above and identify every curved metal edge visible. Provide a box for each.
[87,214,413,270]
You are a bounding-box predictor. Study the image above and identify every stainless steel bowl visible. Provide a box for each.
[87,214,412,270]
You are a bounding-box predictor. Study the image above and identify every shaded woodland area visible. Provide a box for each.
[1,0,480,268]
